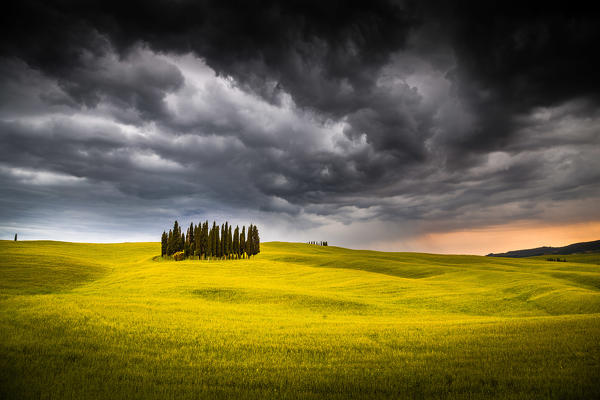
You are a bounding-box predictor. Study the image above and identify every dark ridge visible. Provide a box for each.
[487,240,600,258]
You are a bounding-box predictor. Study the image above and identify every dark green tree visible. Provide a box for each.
[233,226,240,259]
[240,226,246,259]
[210,222,215,259]
[202,221,209,259]
[167,229,174,255]
[223,222,228,259]
[194,223,200,258]
[228,225,233,258]
[169,220,182,254]
[208,223,214,259]
[161,231,167,256]
[188,222,195,256]
[252,225,260,256]
[184,240,191,258]
[246,224,254,257]
[215,223,221,258]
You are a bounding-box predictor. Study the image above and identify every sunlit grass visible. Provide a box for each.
[1,240,599,398]
[527,252,600,265]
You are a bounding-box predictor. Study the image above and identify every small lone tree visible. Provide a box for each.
[14,233,17,241]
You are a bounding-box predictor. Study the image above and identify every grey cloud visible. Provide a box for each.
[0,1,599,249]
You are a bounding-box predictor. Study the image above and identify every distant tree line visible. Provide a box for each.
[161,220,259,260]
[546,257,567,262]
[308,241,328,246]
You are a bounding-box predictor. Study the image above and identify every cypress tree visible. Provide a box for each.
[199,223,203,255]
[220,224,224,258]
[215,225,221,258]
[184,240,190,258]
[161,231,167,256]
[208,224,214,259]
[219,223,223,258]
[194,224,200,258]
[188,222,195,256]
[246,224,254,258]
[233,226,240,259]
[223,223,227,258]
[223,222,229,259]
[198,223,202,257]
[240,226,246,259]
[167,229,173,255]
[211,222,216,259]
[214,222,218,259]
[171,220,183,253]
[228,224,232,258]
[252,225,260,256]
[222,223,227,258]
[227,224,233,258]
[202,221,209,259]
[228,225,233,259]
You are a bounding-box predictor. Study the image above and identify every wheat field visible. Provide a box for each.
[1,240,599,399]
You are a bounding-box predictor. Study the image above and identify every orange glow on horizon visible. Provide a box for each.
[380,221,600,255]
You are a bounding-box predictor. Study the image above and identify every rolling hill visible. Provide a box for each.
[1,240,599,399]
[486,239,600,258]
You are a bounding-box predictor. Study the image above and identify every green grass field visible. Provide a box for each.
[1,240,599,399]
[527,252,600,265]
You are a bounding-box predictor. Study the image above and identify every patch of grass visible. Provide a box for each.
[0,240,599,399]
[528,252,600,265]
[192,287,372,313]
[0,241,109,294]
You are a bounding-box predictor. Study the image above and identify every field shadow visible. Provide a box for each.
[192,287,373,313]
[0,253,107,295]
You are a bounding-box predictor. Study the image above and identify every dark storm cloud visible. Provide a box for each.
[427,2,600,162]
[3,0,597,153]
[0,0,599,246]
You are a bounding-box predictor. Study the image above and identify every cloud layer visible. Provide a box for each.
[1,1,599,251]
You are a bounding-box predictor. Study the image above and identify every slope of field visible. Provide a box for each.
[527,252,600,265]
[1,240,599,399]
[487,239,600,258]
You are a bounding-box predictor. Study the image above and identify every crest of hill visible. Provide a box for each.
[487,239,600,258]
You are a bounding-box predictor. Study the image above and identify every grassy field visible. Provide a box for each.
[1,240,599,399]
[527,252,600,265]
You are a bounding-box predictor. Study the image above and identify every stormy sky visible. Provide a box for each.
[1,1,599,253]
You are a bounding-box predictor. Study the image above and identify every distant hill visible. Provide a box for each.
[487,239,600,258]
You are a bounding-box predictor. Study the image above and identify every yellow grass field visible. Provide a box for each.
[1,240,599,399]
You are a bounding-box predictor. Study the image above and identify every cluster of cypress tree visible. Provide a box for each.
[161,220,260,260]
[308,241,328,246]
